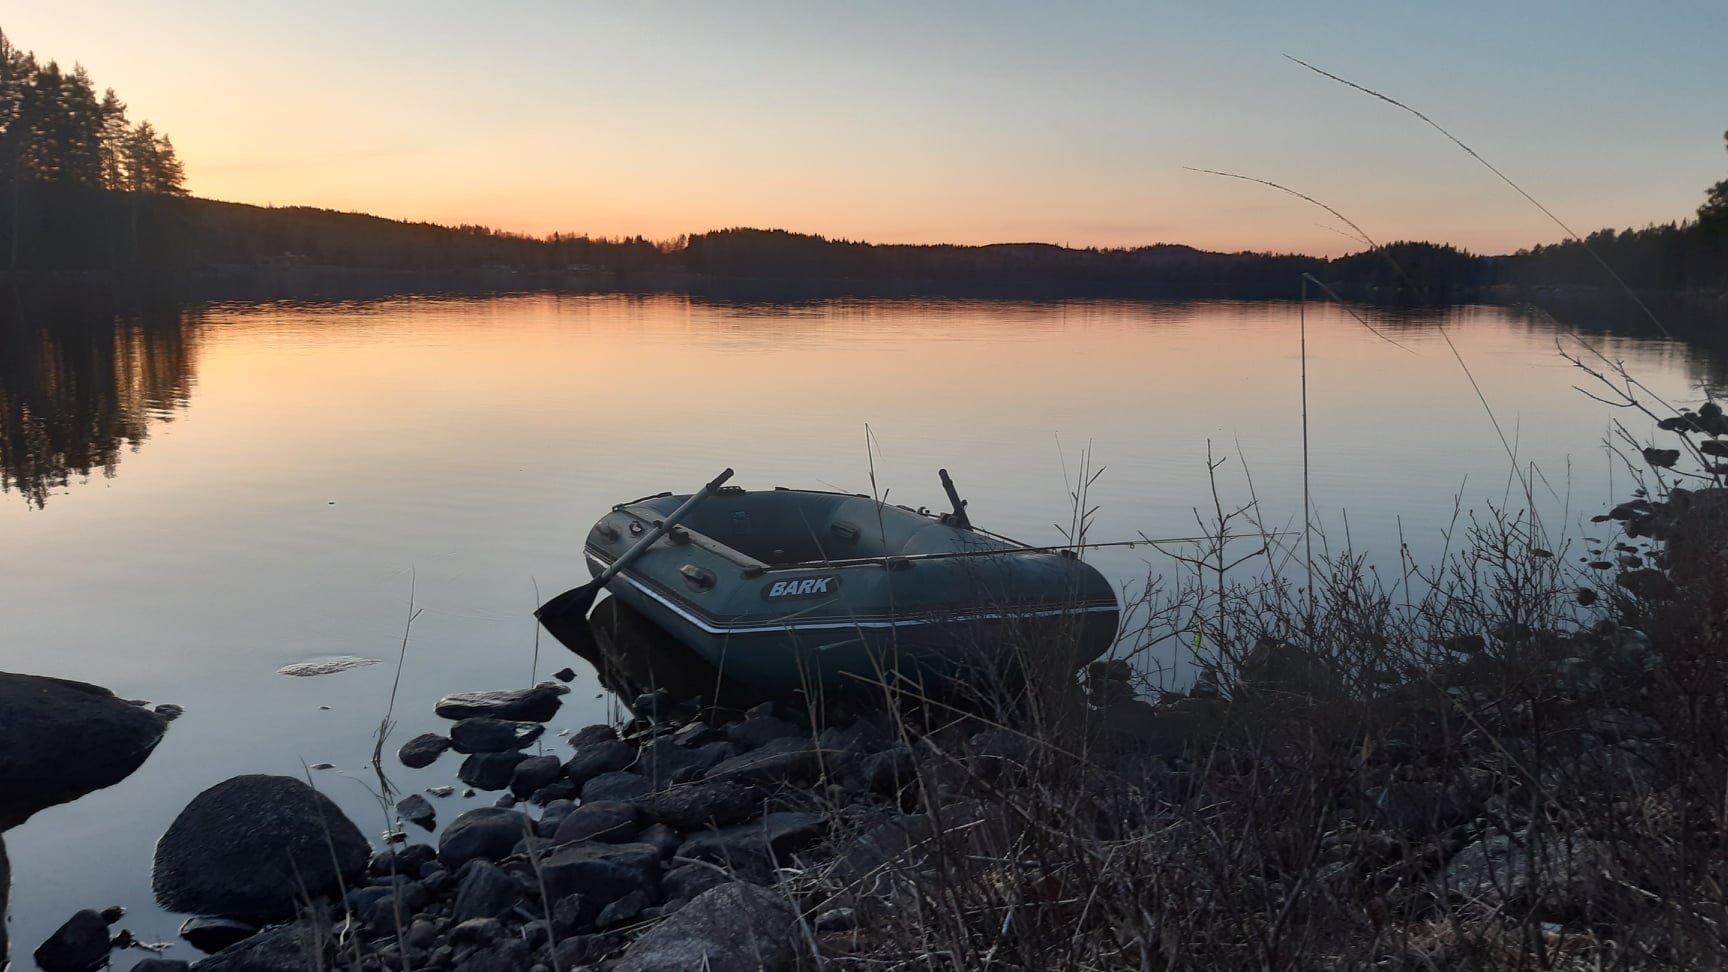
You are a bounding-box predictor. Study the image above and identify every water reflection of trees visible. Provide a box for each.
[0,289,197,508]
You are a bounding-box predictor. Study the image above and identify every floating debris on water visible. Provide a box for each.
[276,656,381,677]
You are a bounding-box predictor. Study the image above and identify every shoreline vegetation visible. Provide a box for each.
[12,458,1728,970]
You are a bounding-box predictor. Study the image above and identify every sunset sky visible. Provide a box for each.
[8,2,1726,256]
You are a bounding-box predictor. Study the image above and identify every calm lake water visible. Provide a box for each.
[1,291,1721,962]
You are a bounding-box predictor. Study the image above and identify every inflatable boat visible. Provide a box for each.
[540,472,1119,695]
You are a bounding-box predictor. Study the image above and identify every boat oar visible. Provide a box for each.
[536,466,734,629]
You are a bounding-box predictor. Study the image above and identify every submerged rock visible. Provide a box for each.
[151,775,369,919]
[0,672,171,830]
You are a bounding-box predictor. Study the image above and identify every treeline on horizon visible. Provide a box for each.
[2,22,1726,300]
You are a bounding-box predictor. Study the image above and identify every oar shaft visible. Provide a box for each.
[597,467,733,584]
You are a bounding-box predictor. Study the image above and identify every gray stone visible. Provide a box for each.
[510,755,565,798]
[678,812,825,869]
[0,672,170,829]
[191,921,328,972]
[439,807,533,868]
[564,739,636,786]
[453,860,525,923]
[370,842,436,877]
[451,717,545,754]
[434,684,568,722]
[613,882,799,972]
[398,732,451,768]
[726,716,802,750]
[452,939,531,972]
[32,909,111,972]
[861,747,916,795]
[663,862,732,902]
[459,751,529,791]
[552,800,639,844]
[596,888,649,929]
[581,770,651,803]
[704,736,822,785]
[131,961,192,972]
[178,916,258,954]
[570,723,619,747]
[636,781,765,830]
[536,841,662,907]
[638,738,736,788]
[397,793,436,831]
[639,822,682,859]
[152,775,369,919]
[537,799,576,836]
[818,718,887,756]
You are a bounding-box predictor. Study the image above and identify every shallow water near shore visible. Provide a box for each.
[0,292,1722,964]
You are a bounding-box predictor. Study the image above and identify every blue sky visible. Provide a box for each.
[8,1,1726,254]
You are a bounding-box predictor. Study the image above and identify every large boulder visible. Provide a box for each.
[613,882,800,972]
[0,672,170,829]
[152,775,369,919]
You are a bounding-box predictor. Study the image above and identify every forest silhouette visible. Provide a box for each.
[0,24,1725,298]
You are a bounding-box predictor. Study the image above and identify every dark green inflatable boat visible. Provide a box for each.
[547,476,1119,695]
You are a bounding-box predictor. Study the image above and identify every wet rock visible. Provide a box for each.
[152,775,369,919]
[398,732,451,769]
[451,717,545,754]
[453,860,525,923]
[397,793,436,831]
[458,751,530,791]
[192,920,329,972]
[33,908,111,972]
[613,881,799,972]
[704,736,822,786]
[861,746,916,796]
[596,888,650,929]
[726,715,802,750]
[131,960,192,972]
[434,684,568,722]
[536,841,662,908]
[454,938,531,972]
[818,717,888,756]
[672,721,721,747]
[537,799,577,837]
[570,723,619,748]
[552,800,639,844]
[0,672,171,829]
[639,822,683,859]
[439,807,533,869]
[678,811,826,869]
[636,781,766,830]
[638,738,736,789]
[450,916,503,946]
[178,916,259,954]
[510,755,564,798]
[662,862,732,903]
[1367,781,1476,836]
[564,739,636,786]
[582,770,651,803]
[370,842,437,878]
